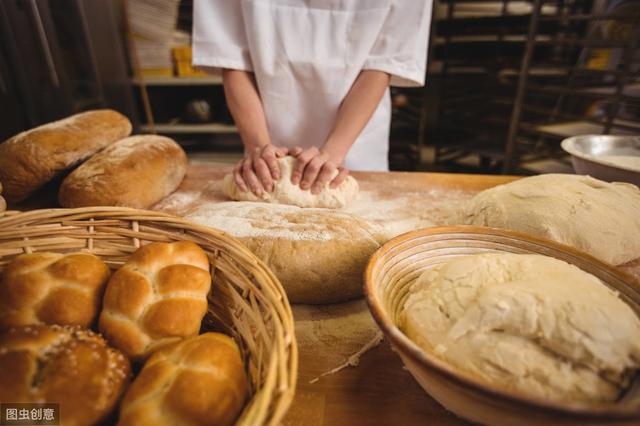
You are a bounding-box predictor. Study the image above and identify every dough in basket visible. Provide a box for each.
[222,156,359,208]
[460,174,640,264]
[401,253,640,403]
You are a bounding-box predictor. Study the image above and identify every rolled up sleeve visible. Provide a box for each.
[192,0,253,73]
[363,0,432,87]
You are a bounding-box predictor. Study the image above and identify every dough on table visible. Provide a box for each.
[460,174,640,264]
[223,156,359,208]
[185,201,384,304]
[401,253,640,403]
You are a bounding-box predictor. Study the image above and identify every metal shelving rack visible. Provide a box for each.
[426,0,564,172]
[426,0,640,174]
[503,0,640,173]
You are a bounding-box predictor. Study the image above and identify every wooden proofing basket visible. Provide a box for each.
[0,207,298,426]
[365,226,640,426]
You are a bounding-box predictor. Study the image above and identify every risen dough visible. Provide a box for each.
[401,253,640,403]
[223,156,359,208]
[461,174,640,264]
[185,202,383,304]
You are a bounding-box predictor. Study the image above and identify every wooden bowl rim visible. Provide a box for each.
[364,225,640,419]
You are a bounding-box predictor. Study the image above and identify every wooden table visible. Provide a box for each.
[15,163,639,425]
[151,164,522,426]
[151,164,640,426]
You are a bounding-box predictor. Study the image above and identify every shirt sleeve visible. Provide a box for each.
[363,0,433,87]
[192,0,252,73]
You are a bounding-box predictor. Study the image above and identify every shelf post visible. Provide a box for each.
[502,0,543,174]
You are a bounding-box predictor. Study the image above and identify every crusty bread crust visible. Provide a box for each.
[0,325,131,426]
[59,135,187,209]
[99,241,211,361]
[0,109,132,202]
[118,333,248,426]
[0,252,111,330]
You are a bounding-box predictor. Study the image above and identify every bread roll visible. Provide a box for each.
[0,252,111,330]
[99,241,211,360]
[0,109,132,203]
[119,333,248,426]
[59,135,187,209]
[0,325,131,426]
[185,202,384,304]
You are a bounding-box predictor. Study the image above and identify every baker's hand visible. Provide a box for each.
[290,147,349,194]
[233,145,289,196]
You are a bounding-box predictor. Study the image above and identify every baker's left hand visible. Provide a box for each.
[290,147,349,194]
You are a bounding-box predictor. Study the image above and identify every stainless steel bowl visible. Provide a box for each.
[561,135,640,186]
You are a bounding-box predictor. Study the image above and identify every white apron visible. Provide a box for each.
[193,0,432,171]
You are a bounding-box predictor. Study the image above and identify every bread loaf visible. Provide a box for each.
[185,202,384,304]
[0,109,132,203]
[0,325,131,426]
[59,135,187,209]
[99,241,211,360]
[0,252,111,330]
[118,333,248,426]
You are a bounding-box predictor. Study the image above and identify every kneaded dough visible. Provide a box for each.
[401,253,640,403]
[185,202,384,304]
[223,156,359,208]
[461,174,640,264]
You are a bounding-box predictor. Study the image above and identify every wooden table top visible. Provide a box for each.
[151,163,521,426]
[13,163,638,425]
[154,163,640,426]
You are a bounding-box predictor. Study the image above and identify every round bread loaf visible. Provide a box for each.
[185,202,384,304]
[460,174,640,265]
[0,324,131,426]
[99,241,212,361]
[0,252,111,330]
[0,109,132,203]
[59,135,187,209]
[119,333,248,426]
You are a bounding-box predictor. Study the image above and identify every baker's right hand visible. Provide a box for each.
[233,144,289,196]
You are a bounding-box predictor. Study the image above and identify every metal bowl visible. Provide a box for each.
[561,135,640,186]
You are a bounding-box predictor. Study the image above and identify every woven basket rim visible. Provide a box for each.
[0,207,298,426]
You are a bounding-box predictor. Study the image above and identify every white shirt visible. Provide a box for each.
[193,0,432,171]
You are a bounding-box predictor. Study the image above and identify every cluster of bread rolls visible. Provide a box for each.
[0,241,248,426]
[0,109,187,209]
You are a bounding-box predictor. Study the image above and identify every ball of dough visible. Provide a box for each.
[461,174,640,264]
[185,202,383,304]
[401,253,640,403]
[223,156,359,209]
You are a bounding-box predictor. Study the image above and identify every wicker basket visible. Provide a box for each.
[0,207,298,426]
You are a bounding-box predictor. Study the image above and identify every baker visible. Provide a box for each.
[193,0,432,196]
